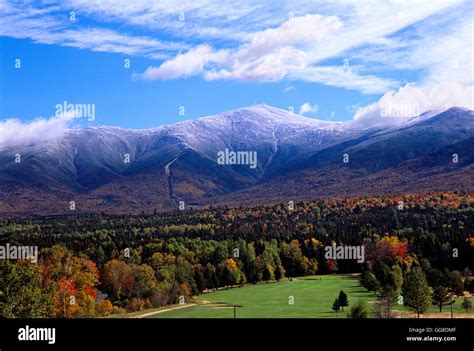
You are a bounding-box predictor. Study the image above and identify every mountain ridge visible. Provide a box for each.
[0,105,472,216]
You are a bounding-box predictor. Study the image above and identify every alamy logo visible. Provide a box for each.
[380,103,420,118]
[18,325,55,344]
[217,148,257,169]
[0,244,38,263]
[325,244,365,263]
[55,100,95,121]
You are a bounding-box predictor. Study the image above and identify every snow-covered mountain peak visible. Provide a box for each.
[185,104,345,132]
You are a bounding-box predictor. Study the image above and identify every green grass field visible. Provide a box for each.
[144,274,473,318]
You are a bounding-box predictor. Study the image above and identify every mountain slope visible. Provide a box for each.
[0,106,472,216]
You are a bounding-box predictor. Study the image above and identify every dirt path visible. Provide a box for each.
[132,303,197,318]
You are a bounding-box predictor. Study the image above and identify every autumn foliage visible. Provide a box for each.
[1,191,472,317]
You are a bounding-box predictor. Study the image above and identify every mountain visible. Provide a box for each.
[0,105,472,216]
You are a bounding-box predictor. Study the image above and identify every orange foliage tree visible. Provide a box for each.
[39,246,103,318]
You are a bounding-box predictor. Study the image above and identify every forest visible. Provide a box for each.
[0,191,473,317]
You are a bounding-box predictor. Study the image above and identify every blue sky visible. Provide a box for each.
[0,0,473,130]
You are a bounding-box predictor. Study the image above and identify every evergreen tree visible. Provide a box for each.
[331,298,341,316]
[274,265,285,281]
[402,267,432,318]
[338,290,349,311]
[94,246,106,264]
[447,271,464,296]
[194,266,206,293]
[432,286,450,312]
[262,264,274,283]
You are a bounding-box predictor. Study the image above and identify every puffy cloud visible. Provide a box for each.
[134,45,230,80]
[352,82,474,127]
[204,46,307,82]
[427,82,474,109]
[136,13,397,93]
[0,111,79,148]
[136,14,340,81]
[299,103,319,115]
[2,0,470,94]
[235,14,342,63]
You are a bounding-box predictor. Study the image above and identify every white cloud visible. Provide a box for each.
[1,0,471,93]
[415,18,474,87]
[299,103,319,115]
[134,45,229,80]
[65,0,265,40]
[136,14,340,81]
[135,13,397,92]
[0,1,186,57]
[235,14,342,63]
[352,82,474,127]
[204,46,308,82]
[0,111,79,148]
[346,8,473,89]
[290,65,399,94]
[45,28,185,56]
[303,0,463,63]
[283,84,295,93]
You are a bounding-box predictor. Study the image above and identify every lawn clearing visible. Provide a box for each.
[144,274,474,318]
[147,274,372,318]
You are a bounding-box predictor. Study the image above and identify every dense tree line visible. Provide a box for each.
[0,191,472,317]
[359,233,474,318]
